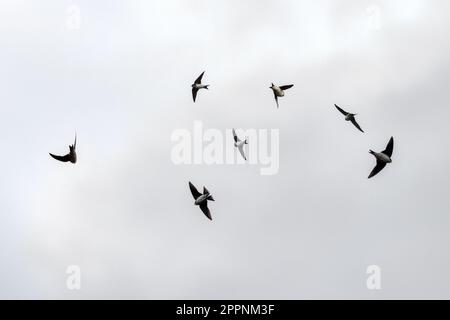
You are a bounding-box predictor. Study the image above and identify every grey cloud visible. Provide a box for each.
[0,0,449,299]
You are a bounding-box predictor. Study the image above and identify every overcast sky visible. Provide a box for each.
[0,0,450,299]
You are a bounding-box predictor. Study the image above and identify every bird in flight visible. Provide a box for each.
[368,136,394,178]
[49,134,77,164]
[232,128,248,161]
[191,71,209,102]
[334,104,364,133]
[189,181,215,220]
[270,83,293,108]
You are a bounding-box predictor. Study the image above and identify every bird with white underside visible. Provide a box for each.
[191,71,209,102]
[189,181,215,220]
[334,104,364,133]
[270,83,293,108]
[232,128,248,161]
[368,136,394,179]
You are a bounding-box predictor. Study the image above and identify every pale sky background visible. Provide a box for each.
[0,0,449,299]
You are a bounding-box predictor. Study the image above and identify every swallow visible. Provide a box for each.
[334,104,364,133]
[191,71,209,102]
[232,128,248,161]
[189,181,214,220]
[49,134,77,164]
[270,83,293,108]
[368,136,394,178]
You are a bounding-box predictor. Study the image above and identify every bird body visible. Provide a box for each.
[234,140,247,148]
[271,84,285,97]
[192,83,208,90]
[194,193,210,205]
[369,150,392,164]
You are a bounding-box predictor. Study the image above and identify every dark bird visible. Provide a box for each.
[232,128,248,161]
[368,136,394,178]
[191,71,209,102]
[334,104,364,133]
[49,134,77,164]
[270,83,293,108]
[189,181,214,220]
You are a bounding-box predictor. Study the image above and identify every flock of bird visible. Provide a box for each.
[49,71,394,221]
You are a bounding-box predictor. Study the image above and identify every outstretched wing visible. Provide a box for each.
[383,137,394,157]
[273,92,279,108]
[189,181,202,199]
[49,153,70,162]
[238,145,247,161]
[368,161,387,179]
[279,84,293,90]
[350,118,364,133]
[199,202,212,220]
[194,71,205,84]
[192,88,198,102]
[232,128,240,143]
[334,104,349,116]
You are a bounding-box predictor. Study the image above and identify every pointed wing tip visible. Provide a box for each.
[49,153,70,162]
[334,104,348,115]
